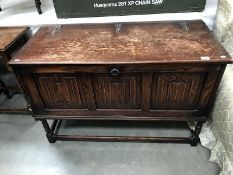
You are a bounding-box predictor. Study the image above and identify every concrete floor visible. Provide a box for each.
[0,87,220,175]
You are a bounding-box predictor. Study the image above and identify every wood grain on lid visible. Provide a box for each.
[10,21,232,65]
[0,27,28,50]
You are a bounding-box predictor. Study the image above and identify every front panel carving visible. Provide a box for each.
[151,73,206,110]
[33,74,87,109]
[92,73,141,109]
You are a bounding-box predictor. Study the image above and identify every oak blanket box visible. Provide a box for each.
[9,21,233,145]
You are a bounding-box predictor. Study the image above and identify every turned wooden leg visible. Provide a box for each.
[41,119,56,143]
[35,0,42,14]
[194,121,203,137]
[0,78,11,99]
[190,121,204,146]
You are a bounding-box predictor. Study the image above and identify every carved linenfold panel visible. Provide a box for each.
[33,74,87,109]
[92,73,141,109]
[151,73,206,110]
[60,77,84,104]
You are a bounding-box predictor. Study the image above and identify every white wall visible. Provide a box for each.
[210,0,233,173]
[0,0,218,30]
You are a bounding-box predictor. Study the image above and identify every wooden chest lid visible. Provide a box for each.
[0,27,28,51]
[10,21,232,65]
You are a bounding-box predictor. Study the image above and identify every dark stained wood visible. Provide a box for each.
[189,121,204,146]
[53,135,192,143]
[141,72,152,111]
[9,21,233,65]
[13,64,223,118]
[0,108,30,113]
[151,72,206,110]
[206,65,227,111]
[33,73,88,109]
[36,114,205,122]
[0,27,28,51]
[20,73,45,114]
[0,27,29,113]
[35,0,42,14]
[41,119,55,143]
[10,21,232,145]
[198,70,222,113]
[92,73,141,109]
[16,64,223,73]
[193,121,204,137]
[40,119,194,144]
[0,78,11,98]
[43,109,202,118]
[81,74,96,110]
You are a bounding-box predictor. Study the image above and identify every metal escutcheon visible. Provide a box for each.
[110,68,120,76]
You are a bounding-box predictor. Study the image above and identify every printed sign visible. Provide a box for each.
[93,0,164,8]
[52,0,206,18]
